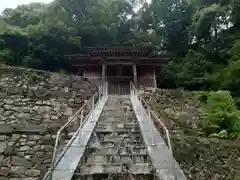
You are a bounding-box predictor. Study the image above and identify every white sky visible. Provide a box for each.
[0,0,54,12]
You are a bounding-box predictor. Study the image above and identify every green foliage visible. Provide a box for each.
[22,70,41,83]
[0,0,138,70]
[193,3,226,42]
[210,130,228,139]
[202,91,240,139]
[0,0,240,102]
[0,49,13,64]
[197,92,209,104]
[209,40,240,96]
[167,50,213,90]
[1,0,240,139]
[231,0,240,28]
[22,56,42,68]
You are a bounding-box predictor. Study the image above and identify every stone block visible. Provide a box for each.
[0,142,7,153]
[14,125,47,134]
[4,146,15,156]
[0,135,7,141]
[3,104,12,110]
[11,166,25,175]
[16,113,30,119]
[64,107,73,116]
[0,125,13,134]
[50,116,58,120]
[19,146,30,152]
[1,157,11,167]
[11,134,21,141]
[11,156,32,168]
[0,166,9,176]
[42,134,51,141]
[27,141,37,146]
[28,135,42,141]
[3,99,14,105]
[0,155,4,164]
[25,169,40,177]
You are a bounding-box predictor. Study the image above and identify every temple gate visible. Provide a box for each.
[66,47,170,94]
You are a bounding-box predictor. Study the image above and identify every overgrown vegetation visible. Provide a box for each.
[198,91,240,139]
[1,0,240,139]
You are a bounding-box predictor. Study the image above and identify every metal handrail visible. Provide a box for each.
[49,82,108,177]
[130,82,177,180]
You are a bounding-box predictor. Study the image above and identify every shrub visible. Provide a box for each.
[203,91,240,139]
[23,70,41,83]
[0,49,13,64]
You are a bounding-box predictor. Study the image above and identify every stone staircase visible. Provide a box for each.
[72,95,155,180]
[43,93,187,180]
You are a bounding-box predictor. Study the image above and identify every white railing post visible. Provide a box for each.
[140,98,143,122]
[106,82,108,96]
[107,82,108,96]
[91,96,95,119]
[151,127,155,146]
[99,89,101,101]
[166,130,177,180]
[80,108,84,125]
[78,106,85,143]
[104,82,106,96]
[130,83,131,95]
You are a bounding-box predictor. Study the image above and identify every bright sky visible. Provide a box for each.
[0,0,54,12]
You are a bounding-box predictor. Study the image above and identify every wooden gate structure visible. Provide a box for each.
[66,47,170,95]
[106,65,133,95]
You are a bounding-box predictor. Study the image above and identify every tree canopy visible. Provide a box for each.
[1,0,240,95]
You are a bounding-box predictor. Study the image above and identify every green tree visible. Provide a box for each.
[167,50,213,90]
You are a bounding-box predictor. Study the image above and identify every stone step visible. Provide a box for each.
[72,174,155,180]
[76,163,154,175]
[77,164,123,175]
[73,96,154,179]
[94,124,141,130]
[86,146,148,156]
[94,129,141,133]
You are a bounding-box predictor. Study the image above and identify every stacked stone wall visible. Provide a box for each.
[141,87,240,180]
[0,66,97,180]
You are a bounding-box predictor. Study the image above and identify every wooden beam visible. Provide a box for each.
[133,64,137,87]
[72,63,165,67]
[102,64,106,82]
[67,56,170,61]
[83,67,86,78]
[77,68,81,76]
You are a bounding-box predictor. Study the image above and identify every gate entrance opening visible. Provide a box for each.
[106,65,133,95]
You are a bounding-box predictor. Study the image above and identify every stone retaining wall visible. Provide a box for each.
[0,66,97,180]
[141,87,240,180]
